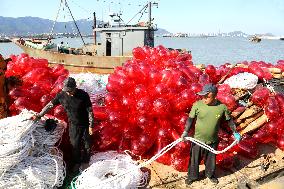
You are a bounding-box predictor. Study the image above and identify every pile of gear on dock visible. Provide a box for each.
[1,54,111,188]
[89,46,284,171]
[2,48,284,188]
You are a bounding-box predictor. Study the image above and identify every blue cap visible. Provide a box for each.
[197,83,218,95]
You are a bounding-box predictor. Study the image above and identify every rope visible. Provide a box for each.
[0,147,66,189]
[72,152,148,189]
[69,0,93,19]
[70,73,108,96]
[0,110,66,188]
[70,73,108,105]
[263,79,276,94]
[223,72,258,89]
[126,3,148,25]
[72,137,238,189]
[33,119,67,147]
[49,0,63,37]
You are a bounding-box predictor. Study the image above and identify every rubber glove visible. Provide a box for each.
[181,131,188,141]
[233,132,241,142]
[89,127,93,135]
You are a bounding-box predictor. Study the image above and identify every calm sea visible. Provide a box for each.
[0,37,283,66]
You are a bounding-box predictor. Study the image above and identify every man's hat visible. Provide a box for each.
[197,83,218,96]
[62,77,77,92]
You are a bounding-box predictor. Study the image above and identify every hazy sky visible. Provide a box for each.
[1,0,284,35]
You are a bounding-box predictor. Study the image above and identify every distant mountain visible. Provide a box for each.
[155,28,170,35]
[0,16,169,36]
[0,16,98,36]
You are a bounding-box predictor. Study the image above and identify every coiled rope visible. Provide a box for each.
[71,137,238,189]
[72,152,148,189]
[223,72,258,89]
[0,109,66,188]
[33,119,67,147]
[0,147,66,189]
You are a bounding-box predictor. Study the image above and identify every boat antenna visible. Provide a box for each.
[64,0,86,46]
[49,0,63,38]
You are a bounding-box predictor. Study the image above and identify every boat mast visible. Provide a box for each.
[148,1,152,27]
[148,1,158,28]
[93,12,97,45]
[64,0,86,46]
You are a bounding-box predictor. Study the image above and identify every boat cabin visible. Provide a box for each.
[94,25,154,56]
[92,3,156,57]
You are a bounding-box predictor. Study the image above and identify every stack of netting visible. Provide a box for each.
[224,72,259,89]
[70,73,108,105]
[0,110,36,175]
[0,109,66,188]
[71,151,149,189]
[33,119,67,147]
[0,147,65,189]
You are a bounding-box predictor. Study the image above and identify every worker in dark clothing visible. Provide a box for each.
[31,77,95,173]
[181,83,241,186]
[0,54,7,118]
[0,54,12,118]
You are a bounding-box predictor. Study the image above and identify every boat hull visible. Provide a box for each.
[0,38,11,43]
[14,41,132,74]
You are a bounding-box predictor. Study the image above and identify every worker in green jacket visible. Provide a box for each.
[181,83,241,186]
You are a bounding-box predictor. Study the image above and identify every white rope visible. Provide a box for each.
[223,72,258,89]
[0,139,33,176]
[73,151,148,189]
[0,147,66,189]
[33,119,67,147]
[49,0,63,36]
[265,83,276,93]
[0,110,37,143]
[72,138,238,189]
[184,137,238,154]
[0,110,37,175]
[0,110,66,188]
[70,73,108,105]
[70,73,108,96]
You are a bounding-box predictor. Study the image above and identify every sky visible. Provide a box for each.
[1,0,284,35]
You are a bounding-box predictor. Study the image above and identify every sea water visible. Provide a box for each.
[0,37,283,66]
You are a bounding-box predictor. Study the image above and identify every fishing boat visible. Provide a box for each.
[249,35,261,43]
[0,37,11,43]
[13,0,158,74]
